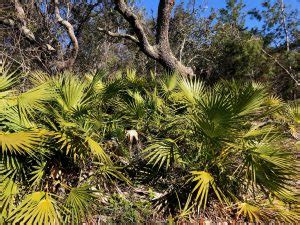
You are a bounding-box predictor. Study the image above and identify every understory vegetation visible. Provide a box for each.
[0,0,299,223]
[0,66,299,224]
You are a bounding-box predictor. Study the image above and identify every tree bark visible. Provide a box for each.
[279,0,290,52]
[14,0,36,42]
[54,0,79,71]
[5,0,79,72]
[99,0,194,77]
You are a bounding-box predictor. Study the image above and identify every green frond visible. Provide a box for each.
[271,206,300,223]
[54,74,89,113]
[94,163,131,184]
[288,101,300,124]
[0,177,19,222]
[29,161,46,187]
[64,184,98,224]
[144,139,183,169]
[16,83,54,123]
[242,134,295,199]
[126,68,137,82]
[86,137,111,164]
[0,66,16,92]
[229,81,267,116]
[120,91,147,121]
[128,90,145,105]
[264,95,284,107]
[84,70,106,93]
[175,193,195,221]
[178,77,204,105]
[160,73,177,97]
[190,92,235,140]
[100,79,125,101]
[2,106,36,129]
[145,88,165,113]
[243,124,274,138]
[29,71,51,86]
[0,130,46,156]
[7,191,62,225]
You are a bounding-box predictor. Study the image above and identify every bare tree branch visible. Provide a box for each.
[97,28,139,43]
[262,48,299,86]
[112,0,159,61]
[14,0,36,42]
[0,18,15,27]
[109,0,194,76]
[279,0,290,52]
[179,37,186,63]
[54,0,79,70]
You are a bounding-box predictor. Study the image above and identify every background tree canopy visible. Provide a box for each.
[0,0,299,224]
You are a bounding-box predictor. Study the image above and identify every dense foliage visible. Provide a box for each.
[0,0,299,223]
[1,0,299,98]
[0,65,299,223]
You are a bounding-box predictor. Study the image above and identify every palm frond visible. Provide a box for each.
[229,81,267,116]
[271,207,300,223]
[126,68,137,82]
[54,74,88,113]
[2,106,36,129]
[29,161,46,187]
[0,177,19,222]
[242,134,295,199]
[288,101,300,124]
[64,184,98,224]
[178,77,204,105]
[190,171,224,210]
[0,65,16,92]
[7,192,62,225]
[237,202,260,222]
[120,91,147,121]
[94,163,131,184]
[86,137,111,164]
[190,91,235,141]
[16,83,54,123]
[144,138,183,169]
[175,193,195,221]
[0,130,46,156]
[160,73,177,97]
[29,71,51,86]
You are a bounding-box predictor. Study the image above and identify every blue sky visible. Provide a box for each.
[137,0,300,29]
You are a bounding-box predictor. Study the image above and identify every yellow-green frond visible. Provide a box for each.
[237,202,260,222]
[0,130,46,156]
[7,192,62,225]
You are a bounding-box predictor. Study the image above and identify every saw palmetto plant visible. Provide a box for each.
[0,66,299,224]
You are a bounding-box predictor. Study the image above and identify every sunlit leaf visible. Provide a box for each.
[7,192,62,225]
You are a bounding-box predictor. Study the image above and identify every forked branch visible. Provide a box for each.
[99,0,194,76]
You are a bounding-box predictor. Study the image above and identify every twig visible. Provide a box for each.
[97,28,139,43]
[262,48,299,86]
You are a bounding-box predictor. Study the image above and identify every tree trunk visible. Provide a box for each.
[98,0,195,77]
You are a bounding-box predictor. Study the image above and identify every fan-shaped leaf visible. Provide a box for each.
[64,185,97,224]
[7,192,62,225]
[0,130,46,156]
[190,171,223,210]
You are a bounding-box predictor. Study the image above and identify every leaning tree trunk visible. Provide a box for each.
[98,0,194,77]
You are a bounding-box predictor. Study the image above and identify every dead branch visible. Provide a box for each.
[54,0,79,71]
[262,48,299,86]
[97,28,139,43]
[14,0,36,42]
